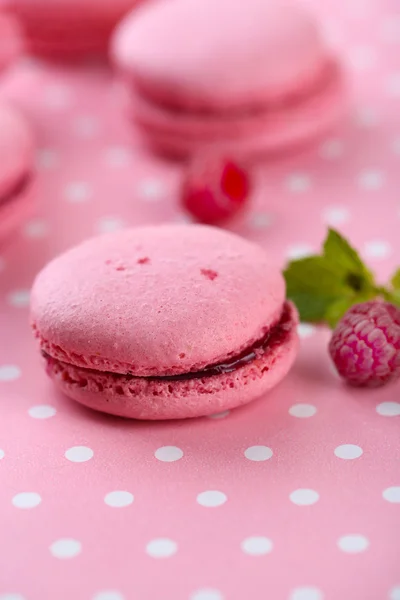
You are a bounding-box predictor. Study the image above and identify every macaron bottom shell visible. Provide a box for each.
[127,61,346,160]
[43,302,299,420]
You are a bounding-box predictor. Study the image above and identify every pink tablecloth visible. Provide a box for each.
[0,0,399,599]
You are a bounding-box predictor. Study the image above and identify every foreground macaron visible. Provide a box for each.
[4,0,142,58]
[111,0,345,160]
[0,104,35,242]
[30,225,298,420]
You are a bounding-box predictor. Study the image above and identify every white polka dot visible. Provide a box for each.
[381,16,400,44]
[386,72,400,97]
[355,106,379,128]
[12,492,42,509]
[297,324,316,338]
[207,410,230,419]
[28,405,56,419]
[35,148,58,170]
[97,217,126,234]
[358,169,385,190]
[104,491,134,508]
[24,218,49,238]
[290,489,320,506]
[7,290,30,307]
[322,206,350,226]
[289,404,317,418]
[393,137,400,156]
[190,589,224,600]
[197,491,227,507]
[146,538,177,558]
[93,592,125,600]
[64,182,92,202]
[390,586,400,600]
[383,487,400,503]
[0,594,26,600]
[0,365,21,382]
[138,179,164,200]
[377,402,400,416]
[154,446,183,462]
[244,446,273,462]
[241,536,273,556]
[0,449,4,459]
[290,587,324,600]
[50,538,82,559]
[337,534,369,553]
[334,444,363,460]
[72,115,100,138]
[286,174,311,193]
[347,45,377,70]
[319,139,344,159]
[65,446,94,463]
[287,245,314,260]
[364,240,391,259]
[104,146,131,167]
[249,212,272,229]
[43,84,73,109]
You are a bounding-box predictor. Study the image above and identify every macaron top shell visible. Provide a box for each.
[31,225,285,377]
[112,0,326,112]
[0,104,34,197]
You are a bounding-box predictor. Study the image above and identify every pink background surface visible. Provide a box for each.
[0,0,400,599]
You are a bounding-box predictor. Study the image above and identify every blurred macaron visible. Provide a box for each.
[111,0,346,160]
[0,103,35,243]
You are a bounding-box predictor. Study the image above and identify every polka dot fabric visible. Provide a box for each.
[0,0,399,598]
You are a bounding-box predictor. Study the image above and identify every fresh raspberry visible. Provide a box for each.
[329,300,400,387]
[181,155,251,225]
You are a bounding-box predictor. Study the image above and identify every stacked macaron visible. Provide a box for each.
[111,0,345,160]
[4,0,142,58]
[0,104,35,242]
[30,224,298,420]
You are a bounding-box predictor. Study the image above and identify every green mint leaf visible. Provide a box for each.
[284,256,352,295]
[284,228,380,326]
[284,256,355,323]
[323,228,375,286]
[391,268,400,290]
[385,289,400,307]
[288,292,342,323]
[324,297,356,328]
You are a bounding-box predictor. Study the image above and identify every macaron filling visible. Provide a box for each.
[0,172,31,208]
[41,301,295,388]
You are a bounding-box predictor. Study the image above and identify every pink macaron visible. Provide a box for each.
[4,0,142,58]
[0,104,35,243]
[30,225,299,420]
[111,0,346,160]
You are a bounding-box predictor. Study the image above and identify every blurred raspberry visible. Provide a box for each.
[329,300,400,387]
[181,156,251,225]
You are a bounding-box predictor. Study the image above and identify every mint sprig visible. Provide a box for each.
[284,228,400,328]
